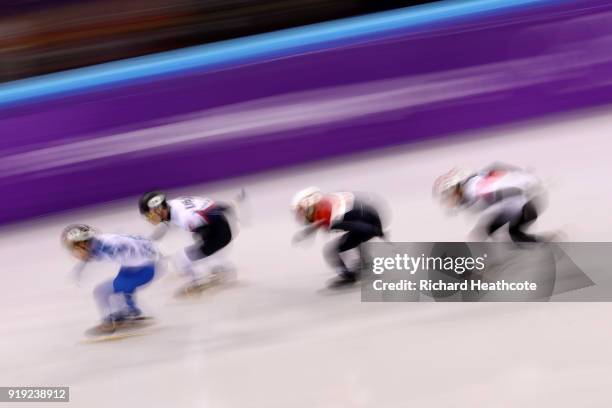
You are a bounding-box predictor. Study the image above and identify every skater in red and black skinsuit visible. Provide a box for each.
[292,187,385,288]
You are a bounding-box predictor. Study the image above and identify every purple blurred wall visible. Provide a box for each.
[1,0,612,224]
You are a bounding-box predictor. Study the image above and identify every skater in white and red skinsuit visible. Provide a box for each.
[433,163,547,243]
[138,191,239,291]
[291,187,386,288]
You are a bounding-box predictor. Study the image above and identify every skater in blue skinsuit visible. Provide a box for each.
[61,224,160,334]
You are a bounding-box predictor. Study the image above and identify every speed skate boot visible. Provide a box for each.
[327,271,359,289]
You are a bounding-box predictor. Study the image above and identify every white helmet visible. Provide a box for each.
[292,187,322,209]
[432,167,473,199]
[61,224,96,247]
[291,187,322,222]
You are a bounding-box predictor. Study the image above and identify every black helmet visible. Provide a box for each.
[139,191,167,214]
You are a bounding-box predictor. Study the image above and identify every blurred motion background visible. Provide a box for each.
[0,0,436,82]
[2,0,612,225]
[3,1,612,407]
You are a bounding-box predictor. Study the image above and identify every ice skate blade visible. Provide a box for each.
[174,280,219,298]
[81,329,153,344]
[319,278,361,294]
[82,319,155,342]
[174,275,237,299]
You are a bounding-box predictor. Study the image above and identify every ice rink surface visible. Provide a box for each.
[1,109,612,407]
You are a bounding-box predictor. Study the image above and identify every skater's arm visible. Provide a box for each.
[72,261,87,286]
[227,188,248,224]
[214,189,247,224]
[480,162,523,175]
[149,223,170,241]
[232,188,247,207]
[292,221,325,244]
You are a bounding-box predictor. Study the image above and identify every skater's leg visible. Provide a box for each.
[325,233,361,277]
[356,244,372,272]
[346,205,382,272]
[174,249,199,281]
[123,293,138,315]
[112,264,155,317]
[359,204,384,236]
[206,247,235,278]
[193,212,233,257]
[484,213,509,238]
[476,197,524,240]
[180,212,233,283]
[509,201,540,243]
[93,279,115,320]
[331,220,382,239]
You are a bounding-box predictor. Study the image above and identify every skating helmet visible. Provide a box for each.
[291,187,322,220]
[433,167,473,199]
[139,191,167,214]
[61,224,95,247]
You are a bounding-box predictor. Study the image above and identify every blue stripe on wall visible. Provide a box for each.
[0,0,564,108]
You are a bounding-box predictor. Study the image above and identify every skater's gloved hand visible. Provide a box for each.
[149,223,170,241]
[71,262,87,287]
[291,230,308,245]
[293,232,313,245]
[292,221,326,245]
[234,188,247,204]
[154,251,173,276]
